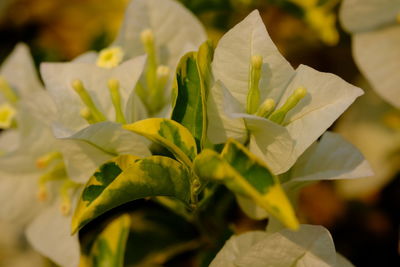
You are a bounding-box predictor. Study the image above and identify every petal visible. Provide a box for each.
[340,0,400,33]
[289,131,373,183]
[211,225,344,267]
[26,202,80,267]
[243,115,295,174]
[212,10,294,108]
[40,56,146,132]
[207,82,247,144]
[0,171,42,226]
[281,64,363,164]
[0,43,42,98]
[55,122,151,183]
[353,25,400,108]
[0,129,20,154]
[113,0,206,70]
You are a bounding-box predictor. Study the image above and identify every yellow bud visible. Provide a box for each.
[256,98,275,118]
[294,87,307,99]
[397,12,400,23]
[156,65,170,79]
[71,79,84,93]
[108,79,120,91]
[140,29,154,45]
[251,55,263,70]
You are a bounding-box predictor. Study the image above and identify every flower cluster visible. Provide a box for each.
[0,0,373,266]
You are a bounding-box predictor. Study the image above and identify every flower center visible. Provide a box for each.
[71,78,127,124]
[96,47,124,69]
[135,29,170,116]
[246,55,307,125]
[0,103,16,129]
[36,151,80,216]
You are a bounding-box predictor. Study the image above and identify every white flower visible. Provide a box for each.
[210,224,354,267]
[236,131,373,220]
[340,0,400,108]
[208,10,363,174]
[0,94,81,267]
[74,0,207,116]
[40,58,151,183]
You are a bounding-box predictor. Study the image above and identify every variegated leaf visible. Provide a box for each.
[193,139,299,230]
[172,41,213,150]
[123,118,197,166]
[83,214,131,267]
[72,155,191,233]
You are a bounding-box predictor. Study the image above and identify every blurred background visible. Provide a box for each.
[0,0,399,266]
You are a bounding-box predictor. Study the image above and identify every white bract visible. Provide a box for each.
[210,224,354,267]
[237,132,373,220]
[77,0,207,116]
[41,57,151,183]
[0,90,81,267]
[208,10,363,174]
[340,0,400,108]
[0,43,42,134]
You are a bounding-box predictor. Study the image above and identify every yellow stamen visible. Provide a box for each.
[140,29,158,98]
[59,180,79,216]
[0,103,16,129]
[72,79,106,123]
[149,65,170,114]
[96,47,124,69]
[36,151,62,169]
[80,107,96,124]
[108,79,126,124]
[246,55,263,114]
[269,87,307,124]
[255,98,275,118]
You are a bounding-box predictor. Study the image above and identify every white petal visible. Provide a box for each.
[212,10,294,108]
[281,65,363,164]
[244,115,295,174]
[340,0,400,33]
[40,56,146,132]
[0,129,20,154]
[56,122,151,183]
[353,25,400,108]
[0,171,42,226]
[207,82,247,144]
[113,0,206,70]
[336,254,355,267]
[211,225,344,267]
[72,51,98,63]
[26,202,80,267]
[289,131,373,184]
[0,43,42,97]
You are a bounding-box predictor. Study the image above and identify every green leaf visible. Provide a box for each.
[82,214,131,267]
[172,41,213,150]
[193,139,299,230]
[72,155,191,234]
[123,118,197,167]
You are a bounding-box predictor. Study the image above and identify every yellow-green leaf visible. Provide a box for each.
[193,139,299,230]
[72,155,191,233]
[123,118,197,167]
[82,214,131,267]
[171,41,213,150]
